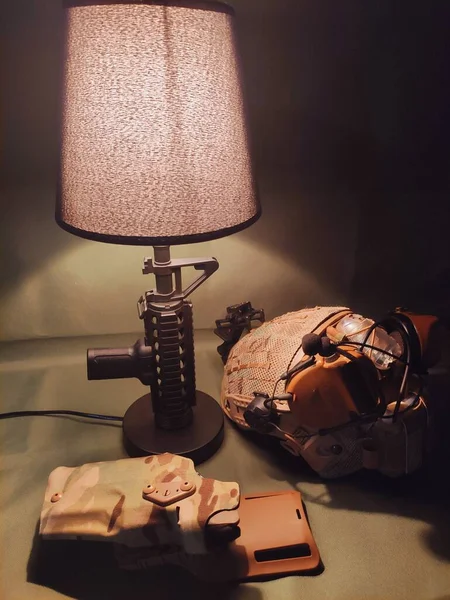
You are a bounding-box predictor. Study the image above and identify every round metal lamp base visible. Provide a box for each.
[122,391,224,464]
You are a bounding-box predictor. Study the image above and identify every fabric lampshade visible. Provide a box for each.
[57,0,260,245]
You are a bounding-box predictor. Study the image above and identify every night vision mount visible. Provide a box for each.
[214,301,265,363]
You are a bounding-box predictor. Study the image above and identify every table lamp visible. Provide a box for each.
[56,0,260,462]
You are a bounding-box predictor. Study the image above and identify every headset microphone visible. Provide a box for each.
[301,333,336,357]
[302,333,359,363]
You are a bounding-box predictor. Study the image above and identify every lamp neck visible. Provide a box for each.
[153,245,171,264]
[153,245,173,296]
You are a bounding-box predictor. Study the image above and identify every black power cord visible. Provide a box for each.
[0,410,123,422]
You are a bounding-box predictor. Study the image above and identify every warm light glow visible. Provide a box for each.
[58,2,259,244]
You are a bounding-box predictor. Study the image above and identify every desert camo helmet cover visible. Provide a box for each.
[220,306,364,476]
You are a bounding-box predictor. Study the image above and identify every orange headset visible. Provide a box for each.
[243,309,441,436]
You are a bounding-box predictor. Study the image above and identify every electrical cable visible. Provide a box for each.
[0,410,123,422]
[262,377,285,414]
[402,418,409,474]
[284,341,304,383]
[266,331,313,412]
[360,319,383,350]
[339,338,412,422]
[271,377,283,404]
[335,345,359,362]
[393,342,411,422]
[338,341,407,364]
[378,373,422,420]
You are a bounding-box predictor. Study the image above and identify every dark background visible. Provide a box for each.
[235,0,450,319]
[1,0,450,339]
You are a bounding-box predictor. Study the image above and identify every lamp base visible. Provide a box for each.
[122,391,224,464]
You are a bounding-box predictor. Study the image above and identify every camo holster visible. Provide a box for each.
[40,453,240,577]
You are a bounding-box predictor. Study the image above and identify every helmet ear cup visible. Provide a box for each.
[380,311,440,372]
[287,350,381,432]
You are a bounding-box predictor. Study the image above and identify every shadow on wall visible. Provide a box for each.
[349,2,450,320]
[0,185,79,299]
[238,1,450,322]
[1,1,78,300]
[237,0,372,309]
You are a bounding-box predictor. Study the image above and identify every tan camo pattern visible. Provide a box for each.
[221,306,348,428]
[40,453,239,556]
[220,306,370,478]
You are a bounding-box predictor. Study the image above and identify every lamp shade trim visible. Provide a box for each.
[56,207,261,245]
[63,0,234,15]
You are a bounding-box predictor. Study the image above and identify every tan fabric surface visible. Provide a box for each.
[1,331,450,600]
